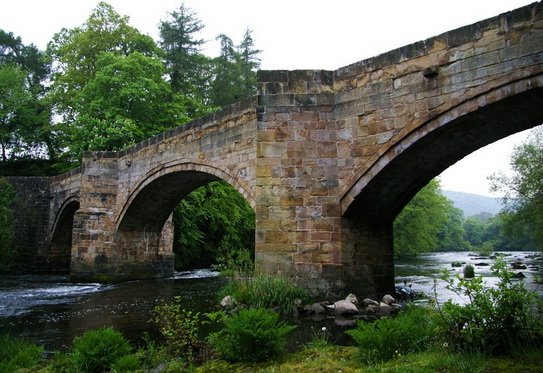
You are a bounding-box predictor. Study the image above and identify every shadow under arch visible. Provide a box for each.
[50,196,80,273]
[116,161,254,233]
[341,77,543,224]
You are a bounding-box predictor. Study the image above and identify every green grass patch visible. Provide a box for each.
[218,275,309,315]
[0,334,44,373]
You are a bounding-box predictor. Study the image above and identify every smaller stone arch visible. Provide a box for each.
[50,196,80,273]
[116,161,255,233]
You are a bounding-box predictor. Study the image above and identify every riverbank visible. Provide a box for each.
[197,346,543,372]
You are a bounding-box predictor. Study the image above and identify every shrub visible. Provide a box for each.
[111,354,140,372]
[346,305,436,364]
[150,296,205,363]
[463,264,475,278]
[438,258,543,354]
[218,275,308,315]
[72,327,132,373]
[208,308,296,362]
[0,334,44,373]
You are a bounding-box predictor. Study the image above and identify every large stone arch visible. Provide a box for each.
[50,196,80,273]
[341,75,543,222]
[337,77,543,297]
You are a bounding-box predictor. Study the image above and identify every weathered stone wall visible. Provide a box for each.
[69,99,258,282]
[6,2,543,299]
[335,2,543,217]
[4,177,52,273]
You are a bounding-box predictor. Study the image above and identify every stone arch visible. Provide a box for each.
[50,196,80,273]
[116,161,254,233]
[341,75,543,223]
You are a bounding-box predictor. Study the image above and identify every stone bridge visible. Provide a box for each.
[7,2,543,297]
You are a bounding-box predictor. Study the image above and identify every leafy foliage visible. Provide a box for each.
[218,275,309,316]
[71,327,132,373]
[394,179,455,256]
[159,3,214,118]
[150,296,206,363]
[208,308,296,362]
[346,305,436,364]
[0,334,44,373]
[0,179,15,271]
[437,258,543,354]
[68,51,190,159]
[173,181,255,272]
[490,126,543,250]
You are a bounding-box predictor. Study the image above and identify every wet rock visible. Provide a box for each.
[379,302,393,315]
[451,261,463,267]
[475,262,489,266]
[364,304,379,315]
[511,262,527,270]
[220,295,237,310]
[382,294,396,305]
[362,298,379,307]
[334,299,358,315]
[345,293,359,307]
[513,272,526,278]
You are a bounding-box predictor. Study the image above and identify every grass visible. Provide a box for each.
[195,345,543,373]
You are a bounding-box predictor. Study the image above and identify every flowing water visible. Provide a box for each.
[1,252,541,353]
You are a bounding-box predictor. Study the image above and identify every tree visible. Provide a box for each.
[47,1,161,122]
[490,126,543,250]
[0,30,54,161]
[210,30,261,108]
[173,181,255,271]
[68,52,190,158]
[394,179,453,257]
[436,205,468,251]
[237,29,261,98]
[159,3,213,117]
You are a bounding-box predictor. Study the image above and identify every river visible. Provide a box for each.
[1,251,541,353]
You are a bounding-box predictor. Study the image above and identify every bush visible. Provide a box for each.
[0,334,44,372]
[218,275,309,315]
[463,264,475,278]
[438,258,543,354]
[72,327,132,372]
[208,308,296,362]
[150,296,205,363]
[346,305,436,364]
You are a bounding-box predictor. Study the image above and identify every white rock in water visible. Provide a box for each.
[382,294,396,305]
[334,299,358,315]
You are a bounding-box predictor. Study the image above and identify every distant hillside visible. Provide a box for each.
[442,190,503,217]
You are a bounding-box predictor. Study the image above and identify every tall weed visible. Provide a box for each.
[437,257,543,354]
[0,334,43,373]
[218,275,308,315]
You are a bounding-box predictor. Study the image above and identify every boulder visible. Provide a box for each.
[362,298,379,307]
[511,262,527,270]
[345,293,359,307]
[382,294,396,305]
[379,302,393,315]
[220,295,237,310]
[334,299,358,315]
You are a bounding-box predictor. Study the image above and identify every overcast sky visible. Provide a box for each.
[1,0,539,196]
